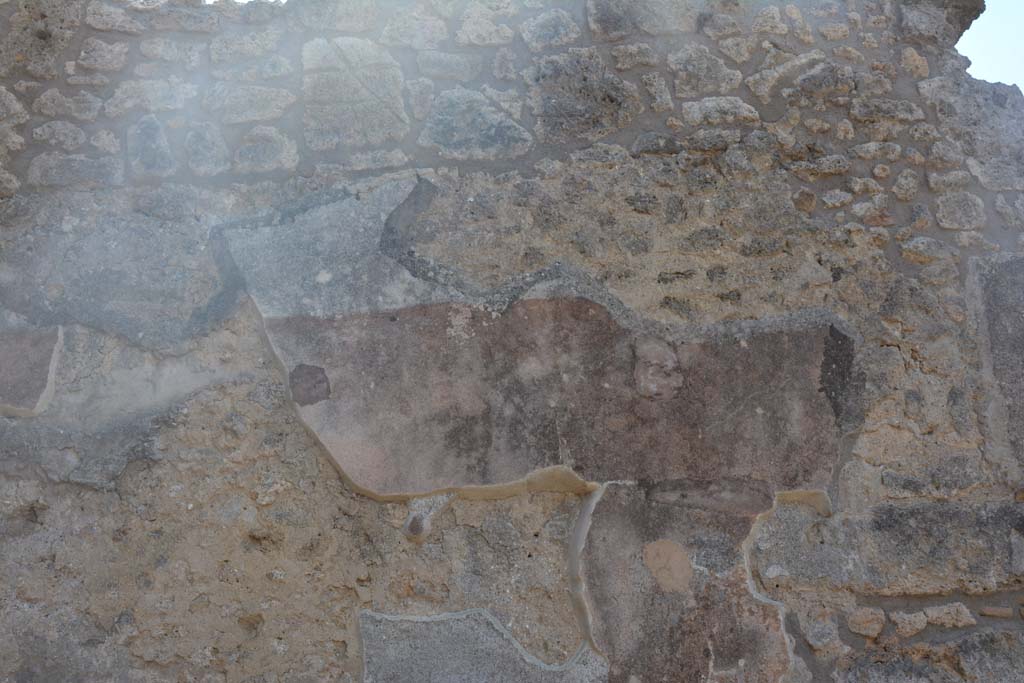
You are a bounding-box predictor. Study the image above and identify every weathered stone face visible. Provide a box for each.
[1,0,1023,680]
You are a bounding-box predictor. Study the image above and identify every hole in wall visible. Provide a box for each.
[955,0,1024,91]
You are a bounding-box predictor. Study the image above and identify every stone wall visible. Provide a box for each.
[2,0,1024,681]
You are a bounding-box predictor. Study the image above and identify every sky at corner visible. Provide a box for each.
[955,0,1024,91]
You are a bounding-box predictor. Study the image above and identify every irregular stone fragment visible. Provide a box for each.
[149,5,219,33]
[936,191,986,230]
[890,611,928,638]
[667,45,742,98]
[85,2,144,34]
[139,38,202,68]
[678,96,760,126]
[104,78,197,117]
[928,170,972,193]
[719,36,758,64]
[892,169,921,201]
[520,9,581,52]
[32,121,86,151]
[418,88,532,161]
[924,602,976,628]
[416,51,483,82]
[849,97,925,123]
[203,83,295,124]
[89,129,120,154]
[0,327,62,418]
[27,152,124,188]
[847,607,885,638]
[703,13,740,40]
[586,0,699,41]
[456,2,515,46]
[126,114,175,178]
[747,49,826,103]
[33,89,102,122]
[184,122,230,176]
[233,126,297,174]
[641,73,672,112]
[753,6,789,34]
[901,1,982,45]
[359,610,607,682]
[609,43,658,70]
[381,11,448,49]
[0,86,28,127]
[525,48,643,142]
[210,29,280,65]
[77,37,128,72]
[902,46,930,78]
[301,38,409,150]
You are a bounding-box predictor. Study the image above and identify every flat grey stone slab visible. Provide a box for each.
[976,256,1024,465]
[0,326,61,418]
[360,609,607,682]
[0,189,233,349]
[222,177,457,320]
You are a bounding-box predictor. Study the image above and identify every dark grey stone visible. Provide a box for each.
[127,114,176,179]
[418,88,532,160]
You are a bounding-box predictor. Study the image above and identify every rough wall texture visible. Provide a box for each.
[1,0,1023,681]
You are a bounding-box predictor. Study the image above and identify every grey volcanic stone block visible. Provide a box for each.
[360,609,607,682]
[127,114,175,178]
[526,48,643,143]
[418,88,532,160]
[0,190,233,348]
[0,326,62,418]
[223,176,456,320]
[301,38,409,150]
[977,256,1024,465]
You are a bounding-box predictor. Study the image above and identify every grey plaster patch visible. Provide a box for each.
[360,609,607,682]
